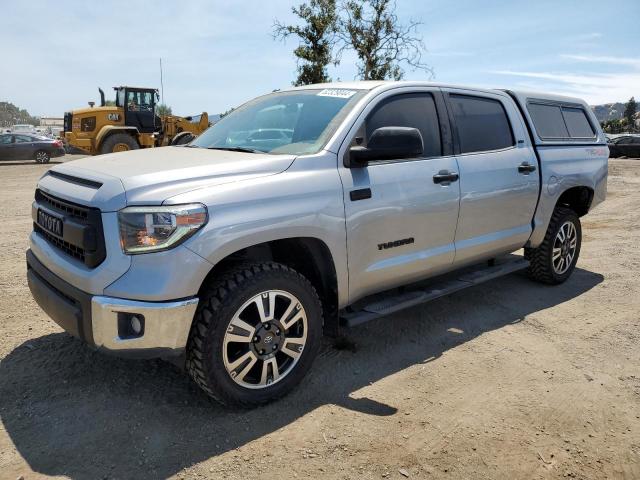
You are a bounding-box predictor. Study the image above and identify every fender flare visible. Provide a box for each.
[96,126,139,149]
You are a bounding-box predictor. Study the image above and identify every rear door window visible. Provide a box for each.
[449,94,514,154]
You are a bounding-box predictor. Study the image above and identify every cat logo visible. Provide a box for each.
[107,113,120,121]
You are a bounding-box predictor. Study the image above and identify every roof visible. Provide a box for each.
[284,81,588,106]
[112,86,159,92]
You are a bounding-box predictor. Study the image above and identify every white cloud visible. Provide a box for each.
[491,53,640,104]
[560,54,640,68]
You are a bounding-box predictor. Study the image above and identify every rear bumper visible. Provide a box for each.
[51,147,66,158]
[26,249,198,358]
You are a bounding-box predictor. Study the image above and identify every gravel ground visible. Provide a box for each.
[0,155,639,480]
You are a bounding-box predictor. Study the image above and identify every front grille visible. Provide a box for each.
[33,189,106,268]
[34,224,85,263]
[63,112,72,133]
[36,189,89,220]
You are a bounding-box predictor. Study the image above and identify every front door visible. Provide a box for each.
[0,134,14,159]
[124,89,157,133]
[442,89,540,265]
[339,89,461,303]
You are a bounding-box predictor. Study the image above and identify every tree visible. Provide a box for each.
[338,0,432,80]
[156,104,172,116]
[273,0,338,86]
[105,100,116,106]
[623,97,637,131]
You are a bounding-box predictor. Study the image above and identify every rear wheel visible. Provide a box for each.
[525,207,581,284]
[34,150,50,163]
[186,262,323,407]
[100,133,139,154]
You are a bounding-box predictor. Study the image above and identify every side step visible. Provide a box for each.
[340,257,529,328]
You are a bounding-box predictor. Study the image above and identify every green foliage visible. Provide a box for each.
[339,0,431,80]
[274,0,338,86]
[274,0,432,84]
[601,119,626,134]
[220,107,235,118]
[156,103,172,116]
[624,96,637,126]
[0,101,39,128]
[105,100,116,106]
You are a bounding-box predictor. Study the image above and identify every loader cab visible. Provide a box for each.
[114,86,160,134]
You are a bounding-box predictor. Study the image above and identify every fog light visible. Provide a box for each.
[117,312,145,339]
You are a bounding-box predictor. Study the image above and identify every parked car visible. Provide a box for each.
[607,135,640,158]
[10,124,36,134]
[0,133,65,163]
[26,81,608,407]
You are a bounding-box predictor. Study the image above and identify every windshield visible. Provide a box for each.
[192,88,366,155]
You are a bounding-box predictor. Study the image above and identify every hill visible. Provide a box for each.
[591,101,639,123]
[0,101,39,128]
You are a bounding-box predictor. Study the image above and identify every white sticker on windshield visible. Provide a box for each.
[317,88,357,99]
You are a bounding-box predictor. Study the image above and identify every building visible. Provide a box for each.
[39,117,63,128]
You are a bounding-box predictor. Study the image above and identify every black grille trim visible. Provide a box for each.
[34,189,106,268]
[34,224,86,263]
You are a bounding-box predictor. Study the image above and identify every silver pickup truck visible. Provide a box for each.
[27,81,608,406]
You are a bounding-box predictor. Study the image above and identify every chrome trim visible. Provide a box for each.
[91,296,198,353]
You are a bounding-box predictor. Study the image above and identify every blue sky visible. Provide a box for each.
[1,0,638,117]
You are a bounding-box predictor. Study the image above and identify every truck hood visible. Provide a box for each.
[42,147,296,211]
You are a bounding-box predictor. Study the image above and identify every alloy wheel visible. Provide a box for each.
[222,290,308,389]
[552,221,577,275]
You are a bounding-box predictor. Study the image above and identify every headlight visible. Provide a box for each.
[118,204,208,254]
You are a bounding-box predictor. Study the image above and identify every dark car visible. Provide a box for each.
[0,133,65,163]
[608,135,640,158]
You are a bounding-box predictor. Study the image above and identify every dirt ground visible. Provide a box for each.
[0,155,639,480]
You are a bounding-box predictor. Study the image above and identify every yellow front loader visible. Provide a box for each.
[62,86,210,155]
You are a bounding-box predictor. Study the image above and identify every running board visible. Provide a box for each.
[340,257,529,328]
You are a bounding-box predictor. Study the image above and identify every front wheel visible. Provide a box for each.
[525,207,582,284]
[186,262,323,407]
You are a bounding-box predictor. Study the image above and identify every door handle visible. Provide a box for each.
[433,170,459,185]
[518,162,537,174]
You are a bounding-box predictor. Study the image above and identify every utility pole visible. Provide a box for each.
[159,58,164,106]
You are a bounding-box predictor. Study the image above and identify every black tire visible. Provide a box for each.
[34,150,50,163]
[100,133,139,154]
[525,207,582,284]
[186,262,323,407]
[170,132,195,146]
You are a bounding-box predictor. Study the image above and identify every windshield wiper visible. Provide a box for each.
[206,146,263,154]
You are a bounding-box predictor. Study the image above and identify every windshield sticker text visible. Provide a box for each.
[317,89,357,99]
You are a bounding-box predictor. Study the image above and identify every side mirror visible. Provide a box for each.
[345,126,424,168]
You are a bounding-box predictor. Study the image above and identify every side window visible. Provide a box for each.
[528,103,568,139]
[14,135,32,143]
[363,93,442,158]
[0,135,12,144]
[561,107,595,138]
[449,94,514,154]
[527,102,595,140]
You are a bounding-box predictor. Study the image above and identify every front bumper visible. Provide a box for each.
[26,249,198,358]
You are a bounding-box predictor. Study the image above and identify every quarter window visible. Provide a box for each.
[449,94,514,154]
[364,93,442,158]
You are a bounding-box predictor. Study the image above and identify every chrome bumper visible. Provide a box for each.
[92,296,199,357]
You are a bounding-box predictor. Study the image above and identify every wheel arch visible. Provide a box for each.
[198,237,341,336]
[555,185,594,217]
[96,126,139,150]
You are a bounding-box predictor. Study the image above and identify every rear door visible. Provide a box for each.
[338,88,461,302]
[442,89,540,265]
